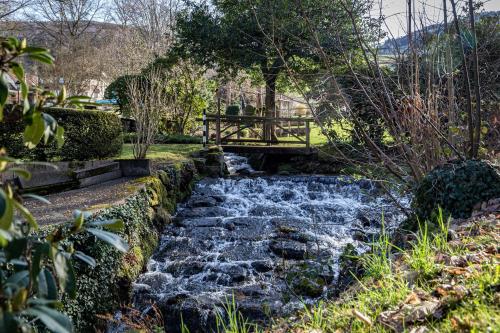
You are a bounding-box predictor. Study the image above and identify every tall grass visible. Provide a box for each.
[300,301,326,330]
[408,222,438,279]
[433,207,451,252]
[216,295,260,333]
[360,214,393,279]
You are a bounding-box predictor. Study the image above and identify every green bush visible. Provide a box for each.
[413,160,500,221]
[225,104,240,116]
[242,105,256,116]
[124,133,202,144]
[156,133,202,144]
[104,74,139,116]
[0,108,123,161]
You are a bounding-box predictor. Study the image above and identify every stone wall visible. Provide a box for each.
[44,160,198,331]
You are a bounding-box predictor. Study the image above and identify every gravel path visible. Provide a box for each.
[24,177,143,226]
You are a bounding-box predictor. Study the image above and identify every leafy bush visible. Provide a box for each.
[0,108,123,161]
[156,133,202,144]
[413,160,500,221]
[225,105,240,116]
[104,75,139,117]
[242,105,256,116]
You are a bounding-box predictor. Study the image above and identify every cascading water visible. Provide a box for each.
[127,154,408,332]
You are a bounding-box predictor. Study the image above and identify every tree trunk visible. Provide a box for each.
[468,0,481,158]
[264,73,278,142]
[450,0,475,158]
[443,0,456,145]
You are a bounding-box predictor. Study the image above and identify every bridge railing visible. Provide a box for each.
[197,113,315,148]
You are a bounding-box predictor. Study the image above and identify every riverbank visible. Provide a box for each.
[268,201,499,333]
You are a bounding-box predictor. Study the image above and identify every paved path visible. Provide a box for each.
[24,177,143,226]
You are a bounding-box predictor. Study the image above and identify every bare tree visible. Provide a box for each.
[112,0,181,55]
[26,0,106,46]
[0,0,31,21]
[127,69,169,159]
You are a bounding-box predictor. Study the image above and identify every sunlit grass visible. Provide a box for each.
[119,144,200,161]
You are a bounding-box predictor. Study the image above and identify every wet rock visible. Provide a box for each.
[165,261,205,277]
[290,276,324,297]
[334,244,363,296]
[281,189,296,201]
[357,211,371,227]
[249,204,290,217]
[176,206,230,218]
[134,272,171,291]
[269,240,308,260]
[251,260,274,272]
[219,264,248,283]
[224,222,236,231]
[353,230,368,242]
[187,195,217,208]
[174,217,222,228]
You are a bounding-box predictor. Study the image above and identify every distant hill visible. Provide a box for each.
[379,11,499,55]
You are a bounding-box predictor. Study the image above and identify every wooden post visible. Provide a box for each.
[216,94,221,145]
[237,118,241,140]
[202,109,207,148]
[305,120,310,149]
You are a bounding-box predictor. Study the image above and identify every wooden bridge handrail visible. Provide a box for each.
[196,114,315,122]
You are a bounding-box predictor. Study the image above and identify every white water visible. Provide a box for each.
[116,155,408,332]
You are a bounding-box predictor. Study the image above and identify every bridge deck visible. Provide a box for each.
[221,145,317,155]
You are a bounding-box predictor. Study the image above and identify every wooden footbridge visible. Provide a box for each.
[198,112,317,155]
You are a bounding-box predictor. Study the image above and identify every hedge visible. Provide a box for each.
[412,159,500,221]
[0,108,123,161]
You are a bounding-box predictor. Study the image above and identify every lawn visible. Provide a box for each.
[119,144,201,161]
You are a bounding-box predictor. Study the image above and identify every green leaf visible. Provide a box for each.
[56,126,65,149]
[71,211,84,232]
[38,268,58,300]
[57,86,66,105]
[51,250,76,298]
[0,189,14,230]
[23,47,50,54]
[6,270,29,288]
[28,53,54,65]
[88,219,124,232]
[32,242,49,280]
[0,73,8,120]
[22,193,51,205]
[24,306,73,333]
[73,251,96,268]
[24,112,45,148]
[0,311,17,333]
[0,229,13,247]
[10,63,24,82]
[87,228,129,253]
[5,238,27,261]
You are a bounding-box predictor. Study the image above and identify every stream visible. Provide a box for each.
[119,154,408,332]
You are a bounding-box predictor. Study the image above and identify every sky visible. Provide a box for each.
[379,0,500,37]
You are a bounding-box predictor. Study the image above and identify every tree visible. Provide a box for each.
[111,0,181,56]
[0,0,31,21]
[145,56,210,135]
[126,69,169,159]
[23,0,109,94]
[175,0,359,141]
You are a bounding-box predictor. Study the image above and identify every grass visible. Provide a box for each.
[215,295,261,333]
[119,144,200,161]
